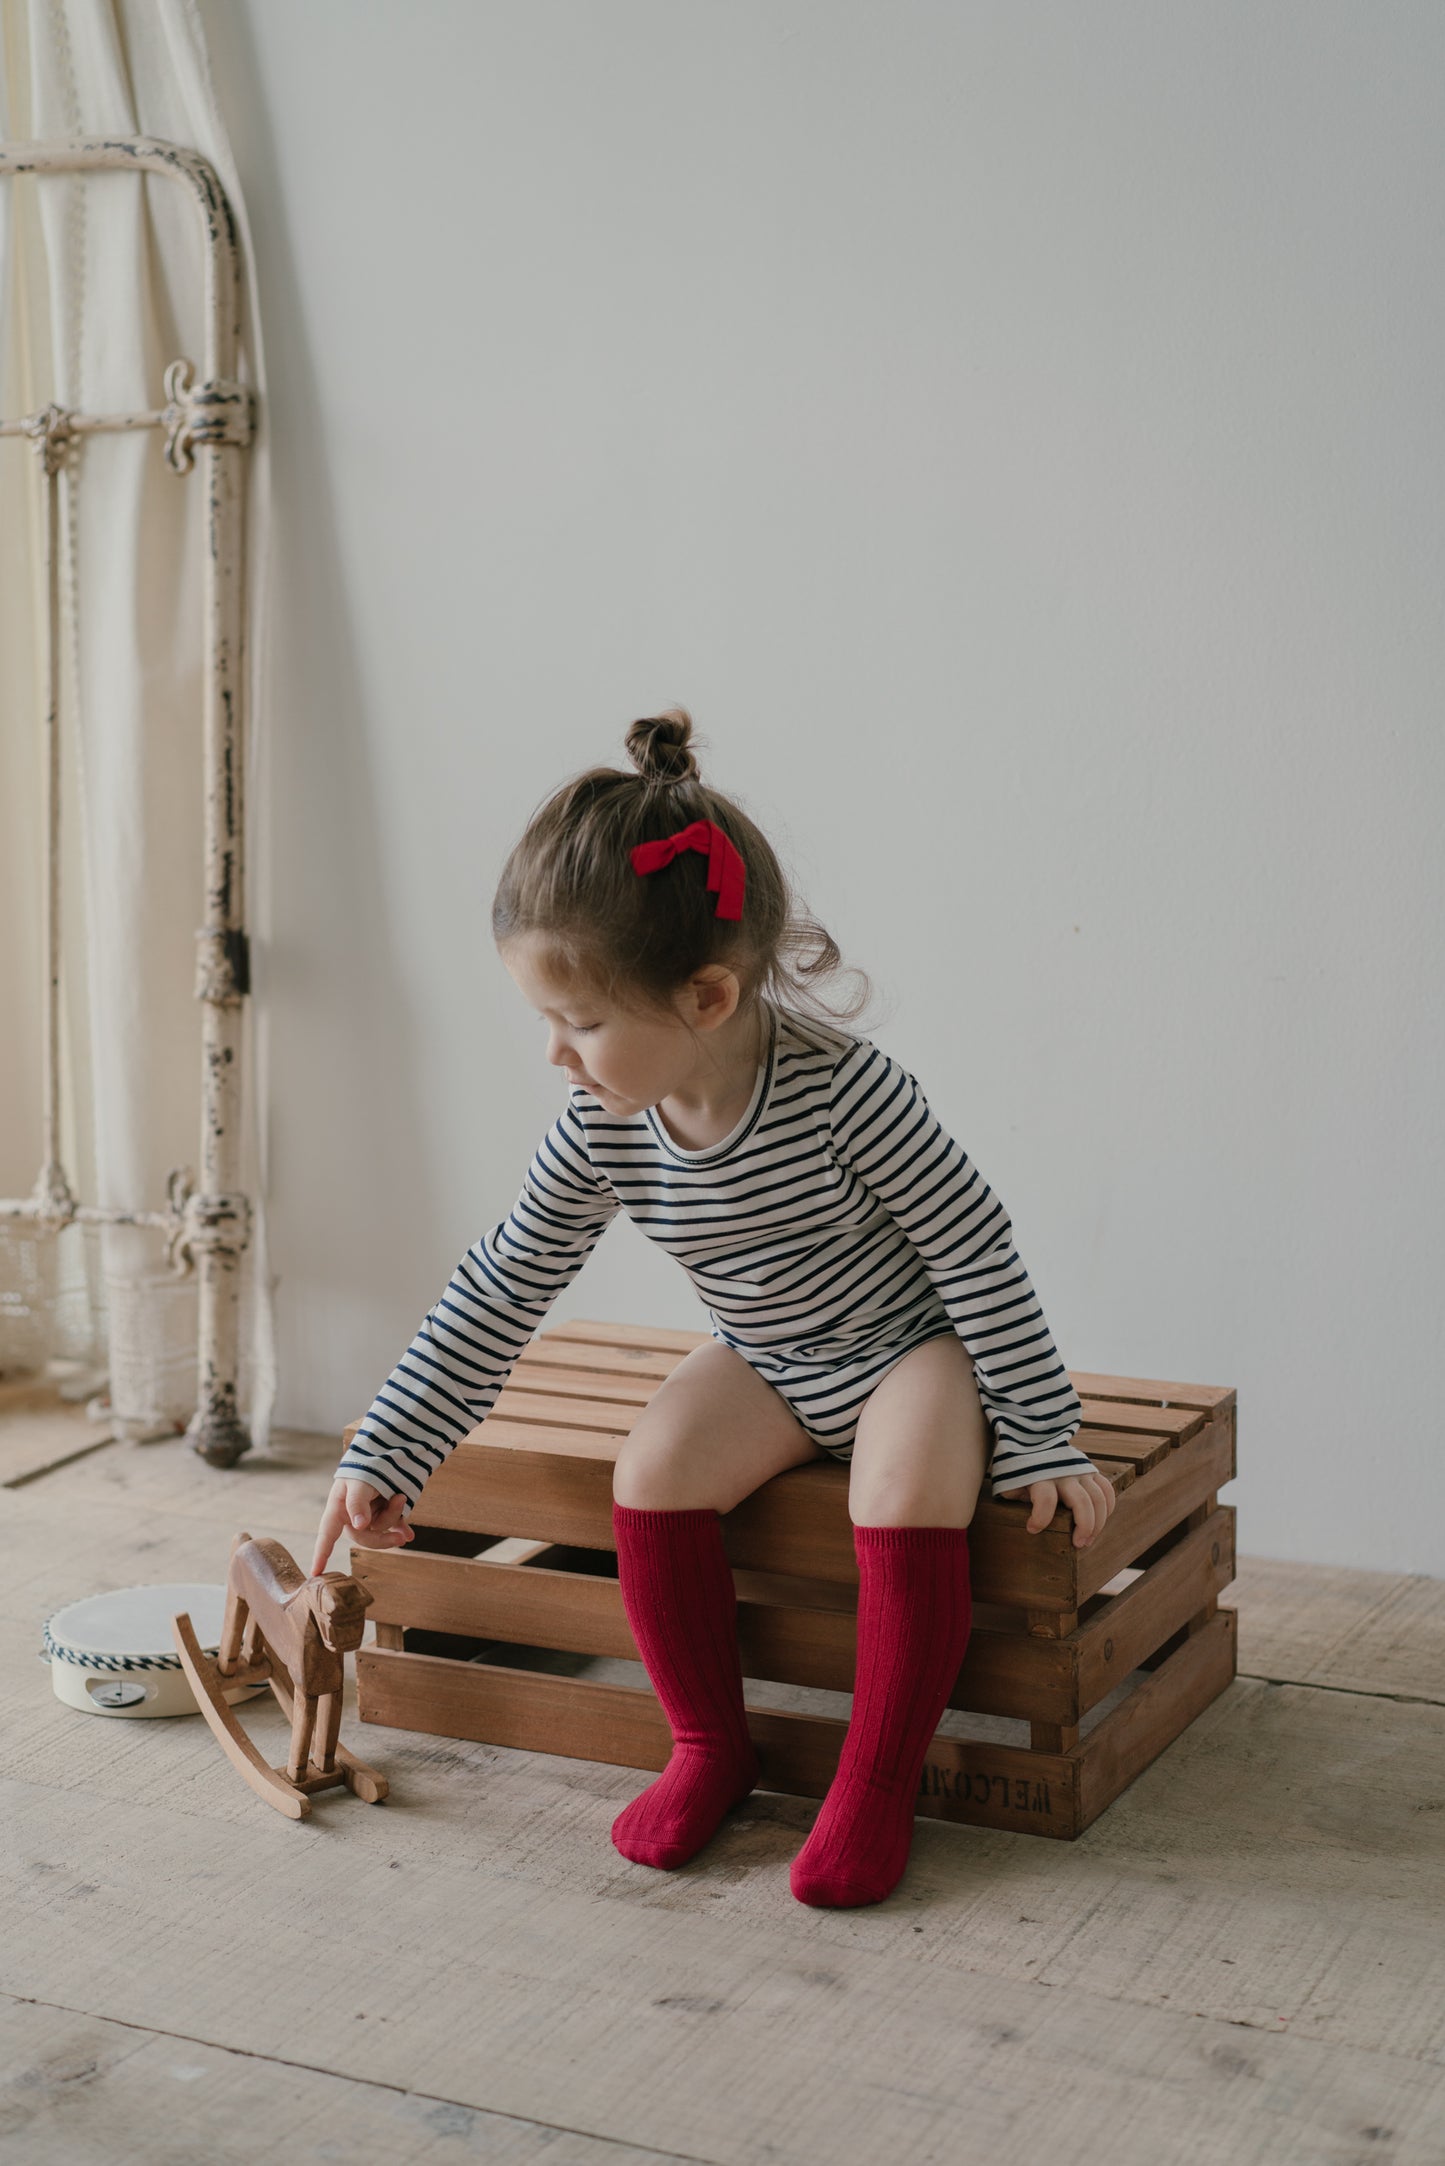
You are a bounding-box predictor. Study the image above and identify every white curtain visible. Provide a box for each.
[0,0,276,1448]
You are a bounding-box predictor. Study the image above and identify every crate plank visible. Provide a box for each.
[505,1364,657,1408]
[491,1389,643,1434]
[415,1436,1149,1608]
[517,1338,683,1383]
[1077,1401,1204,1448]
[1065,1418,1235,1606]
[1073,1507,1235,1708]
[1076,1427,1172,1474]
[354,1505,1233,1731]
[415,1444,618,1543]
[355,1547,1061,1715]
[1077,1608,1238,1825]
[357,1550,628,1653]
[448,1419,625,1461]
[542,1319,710,1355]
[1068,1372,1236,1418]
[538,1331,1238,1438]
[359,1645,673,1767]
[355,1645,1083,1839]
[1086,1456,1139,1493]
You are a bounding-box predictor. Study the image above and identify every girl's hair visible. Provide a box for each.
[491,708,872,1029]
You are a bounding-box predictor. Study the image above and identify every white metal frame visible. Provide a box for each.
[0,136,257,1467]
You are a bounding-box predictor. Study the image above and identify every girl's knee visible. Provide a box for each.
[847,1467,982,1530]
[612,1435,703,1511]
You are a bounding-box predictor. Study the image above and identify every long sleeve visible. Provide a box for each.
[828,1041,1097,1499]
[335,1098,621,1509]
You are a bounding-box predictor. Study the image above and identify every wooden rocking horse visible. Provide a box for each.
[172,1532,389,1820]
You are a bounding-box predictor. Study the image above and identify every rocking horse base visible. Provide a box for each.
[171,1610,389,1820]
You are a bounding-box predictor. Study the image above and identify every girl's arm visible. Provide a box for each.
[334,1097,621,1510]
[828,1041,1098,1500]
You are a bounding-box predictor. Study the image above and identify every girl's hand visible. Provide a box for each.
[1023,1470,1116,1548]
[311,1477,415,1578]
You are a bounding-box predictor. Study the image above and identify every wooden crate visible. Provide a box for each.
[350,1320,1238,1840]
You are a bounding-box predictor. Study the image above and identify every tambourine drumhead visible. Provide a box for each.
[43,1583,267,1718]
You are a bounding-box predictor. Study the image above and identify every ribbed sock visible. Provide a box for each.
[610,1502,761,1870]
[790,1524,972,1908]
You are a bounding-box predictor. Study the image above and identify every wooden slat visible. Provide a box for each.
[414,1443,618,1545]
[1077,1608,1237,1826]
[1068,1372,1236,1417]
[358,1643,672,1766]
[1087,1456,1139,1493]
[1079,1429,1166,1473]
[1073,1506,1235,1709]
[1077,1401,1203,1448]
[419,1345,1232,1610]
[541,1319,711,1355]
[516,1338,683,1383]
[539,1328,1234,1416]
[359,1544,1052,1708]
[490,1389,642,1434]
[357,1550,627,1654]
[355,1645,1083,1839]
[414,1434,1157,1608]
[1068,1418,1235,1605]
[357,1497,1235,1730]
[450,1419,625,1461]
[505,1363,657,1407]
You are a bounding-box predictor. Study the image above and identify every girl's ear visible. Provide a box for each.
[686,965,741,1030]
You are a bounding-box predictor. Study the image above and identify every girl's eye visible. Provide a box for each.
[572,1023,599,1035]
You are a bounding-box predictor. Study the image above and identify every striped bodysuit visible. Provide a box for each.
[336,1000,1098,1511]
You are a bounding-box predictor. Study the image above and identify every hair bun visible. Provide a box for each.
[625,708,702,785]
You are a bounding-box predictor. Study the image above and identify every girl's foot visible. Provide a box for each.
[612,1740,761,1869]
[789,1772,911,1906]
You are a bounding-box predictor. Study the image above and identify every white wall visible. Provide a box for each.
[201,0,1444,1575]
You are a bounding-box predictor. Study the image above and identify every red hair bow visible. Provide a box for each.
[630,819,746,921]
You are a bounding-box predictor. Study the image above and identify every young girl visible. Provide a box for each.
[312,709,1113,1908]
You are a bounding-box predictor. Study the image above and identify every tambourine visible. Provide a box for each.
[41,1583,267,1718]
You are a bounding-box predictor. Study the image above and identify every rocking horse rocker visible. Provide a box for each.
[172,1533,389,1819]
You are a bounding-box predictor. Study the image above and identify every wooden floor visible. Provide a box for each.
[2,1385,1443,2165]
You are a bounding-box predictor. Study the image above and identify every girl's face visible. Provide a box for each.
[500,931,727,1115]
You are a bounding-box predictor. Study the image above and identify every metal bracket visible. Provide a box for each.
[164,1178,253,1275]
[162,358,255,475]
[29,1160,79,1236]
[23,402,76,477]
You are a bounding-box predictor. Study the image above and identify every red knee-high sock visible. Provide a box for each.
[790,1524,972,1908]
[610,1503,761,1870]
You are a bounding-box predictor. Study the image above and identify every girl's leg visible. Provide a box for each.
[791,1333,984,1908]
[610,1342,822,1869]
[844,1330,989,1529]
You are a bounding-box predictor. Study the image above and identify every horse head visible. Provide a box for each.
[289,1572,374,1653]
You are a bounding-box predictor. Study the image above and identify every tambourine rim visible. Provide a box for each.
[41,1580,227,1672]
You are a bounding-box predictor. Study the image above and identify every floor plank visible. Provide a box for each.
[0,1994,685,2164]
[1221,1557,1445,1703]
[0,1376,115,1490]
